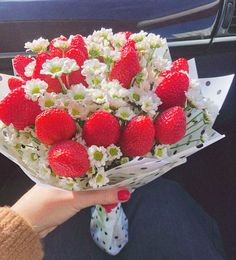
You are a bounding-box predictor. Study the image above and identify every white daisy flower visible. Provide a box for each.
[53,39,70,50]
[89,168,109,188]
[112,33,127,48]
[151,55,171,73]
[57,93,71,109]
[107,144,122,161]
[22,147,40,168]
[24,60,36,78]
[68,101,89,120]
[203,100,219,124]
[115,107,136,121]
[67,84,90,103]
[130,30,148,42]
[24,79,48,101]
[38,92,58,110]
[141,92,161,116]
[82,59,108,76]
[91,89,107,104]
[41,57,79,78]
[24,37,49,52]
[146,33,167,48]
[88,145,107,168]
[58,177,75,190]
[129,86,145,105]
[154,144,169,159]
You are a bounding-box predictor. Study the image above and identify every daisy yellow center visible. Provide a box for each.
[32,86,40,94]
[33,46,45,52]
[72,108,80,116]
[133,93,140,101]
[45,100,54,107]
[30,153,38,161]
[155,148,163,157]
[120,112,129,118]
[74,93,85,100]
[51,66,62,74]
[109,148,118,156]
[94,151,103,161]
[96,174,103,182]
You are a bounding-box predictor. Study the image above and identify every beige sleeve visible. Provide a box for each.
[0,207,43,260]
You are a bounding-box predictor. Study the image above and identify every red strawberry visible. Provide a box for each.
[109,46,141,88]
[48,140,89,177]
[0,88,41,130]
[70,34,88,59]
[154,106,186,144]
[35,109,77,145]
[120,39,136,52]
[49,36,68,57]
[8,77,25,91]
[171,58,189,73]
[13,55,34,81]
[65,48,88,86]
[120,116,155,156]
[83,111,120,147]
[155,71,189,110]
[33,52,65,93]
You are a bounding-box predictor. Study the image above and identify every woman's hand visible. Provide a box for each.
[12,185,130,238]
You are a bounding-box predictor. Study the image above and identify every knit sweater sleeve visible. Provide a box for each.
[0,207,43,260]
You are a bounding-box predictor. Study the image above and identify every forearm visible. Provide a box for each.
[0,207,43,260]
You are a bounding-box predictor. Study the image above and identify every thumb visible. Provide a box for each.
[72,188,131,210]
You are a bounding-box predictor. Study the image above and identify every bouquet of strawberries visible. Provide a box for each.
[0,28,233,254]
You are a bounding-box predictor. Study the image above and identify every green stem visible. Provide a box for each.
[58,77,67,94]
[186,119,203,131]
[31,136,40,145]
[184,123,205,139]
[187,111,203,125]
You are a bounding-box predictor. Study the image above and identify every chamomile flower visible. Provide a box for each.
[107,144,122,161]
[89,168,109,188]
[22,147,39,168]
[41,57,79,78]
[53,39,70,50]
[24,79,48,101]
[68,102,89,120]
[141,92,161,116]
[115,107,135,121]
[203,100,219,124]
[24,60,36,77]
[24,37,49,52]
[151,56,171,73]
[72,133,86,147]
[91,89,107,104]
[112,33,127,49]
[129,86,145,105]
[86,166,96,178]
[88,145,107,168]
[67,84,90,103]
[153,144,169,159]
[130,30,148,42]
[81,59,108,87]
[38,92,58,110]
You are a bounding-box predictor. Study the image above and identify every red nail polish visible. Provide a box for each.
[118,190,130,201]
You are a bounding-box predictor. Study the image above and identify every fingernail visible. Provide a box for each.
[118,190,130,201]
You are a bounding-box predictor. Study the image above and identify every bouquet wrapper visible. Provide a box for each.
[0,59,234,255]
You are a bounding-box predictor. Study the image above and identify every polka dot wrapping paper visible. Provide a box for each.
[0,59,234,255]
